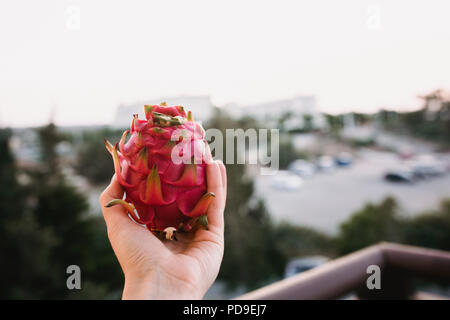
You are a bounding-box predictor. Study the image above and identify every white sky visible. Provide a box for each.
[1,0,450,127]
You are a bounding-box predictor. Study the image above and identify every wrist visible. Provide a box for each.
[122,271,204,300]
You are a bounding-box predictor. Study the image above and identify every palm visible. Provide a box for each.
[118,223,223,292]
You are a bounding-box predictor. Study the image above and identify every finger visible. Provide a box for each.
[99,176,138,235]
[206,161,226,233]
[204,143,214,164]
[217,160,227,201]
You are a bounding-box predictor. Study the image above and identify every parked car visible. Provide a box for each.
[384,170,415,183]
[316,156,335,172]
[409,155,446,179]
[411,164,445,179]
[288,159,315,178]
[334,152,353,167]
[270,170,304,191]
[284,256,329,278]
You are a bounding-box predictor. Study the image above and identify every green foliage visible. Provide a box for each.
[324,113,344,134]
[378,90,450,146]
[403,200,450,251]
[337,196,450,256]
[337,197,403,255]
[0,216,58,299]
[274,223,336,259]
[302,114,314,132]
[220,199,285,289]
[31,124,123,299]
[74,128,123,185]
[278,134,308,169]
[349,138,375,147]
[0,129,58,298]
[0,129,25,221]
[37,123,63,173]
[0,125,122,299]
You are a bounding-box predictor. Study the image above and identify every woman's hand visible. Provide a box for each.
[99,160,227,300]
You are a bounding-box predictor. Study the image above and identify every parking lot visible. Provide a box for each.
[255,149,450,235]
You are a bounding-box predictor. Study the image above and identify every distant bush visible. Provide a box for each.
[337,197,403,255]
[336,196,450,255]
[274,223,336,259]
[403,199,450,251]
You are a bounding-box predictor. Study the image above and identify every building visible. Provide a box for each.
[113,95,214,128]
[230,95,328,130]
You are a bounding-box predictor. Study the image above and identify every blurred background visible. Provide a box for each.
[1,0,450,299]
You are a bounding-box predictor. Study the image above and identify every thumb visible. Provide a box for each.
[99,176,139,236]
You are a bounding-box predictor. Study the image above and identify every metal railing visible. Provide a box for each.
[236,242,450,300]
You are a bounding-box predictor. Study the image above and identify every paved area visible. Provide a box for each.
[255,149,450,235]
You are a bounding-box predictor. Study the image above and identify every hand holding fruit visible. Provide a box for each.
[99,104,227,299]
[100,160,226,299]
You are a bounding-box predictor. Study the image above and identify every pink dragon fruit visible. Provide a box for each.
[104,103,214,239]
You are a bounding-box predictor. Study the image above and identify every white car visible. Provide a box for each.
[270,170,304,191]
[408,154,447,178]
[316,156,335,172]
[288,159,315,178]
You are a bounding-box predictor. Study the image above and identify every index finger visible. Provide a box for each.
[99,176,136,235]
[206,160,226,233]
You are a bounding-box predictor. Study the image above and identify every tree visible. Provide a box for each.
[274,223,336,259]
[278,133,309,169]
[336,197,403,255]
[0,124,124,299]
[37,123,63,178]
[0,129,24,221]
[0,129,58,299]
[74,128,122,185]
[33,124,123,298]
[380,89,450,146]
[403,199,450,251]
[336,196,450,256]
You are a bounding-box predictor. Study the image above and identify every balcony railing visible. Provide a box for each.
[236,242,450,300]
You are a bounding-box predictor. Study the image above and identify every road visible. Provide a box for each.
[255,149,450,235]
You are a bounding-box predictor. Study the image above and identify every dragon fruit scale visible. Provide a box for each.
[104,103,214,239]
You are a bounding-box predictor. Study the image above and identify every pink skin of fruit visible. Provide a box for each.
[104,103,214,238]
